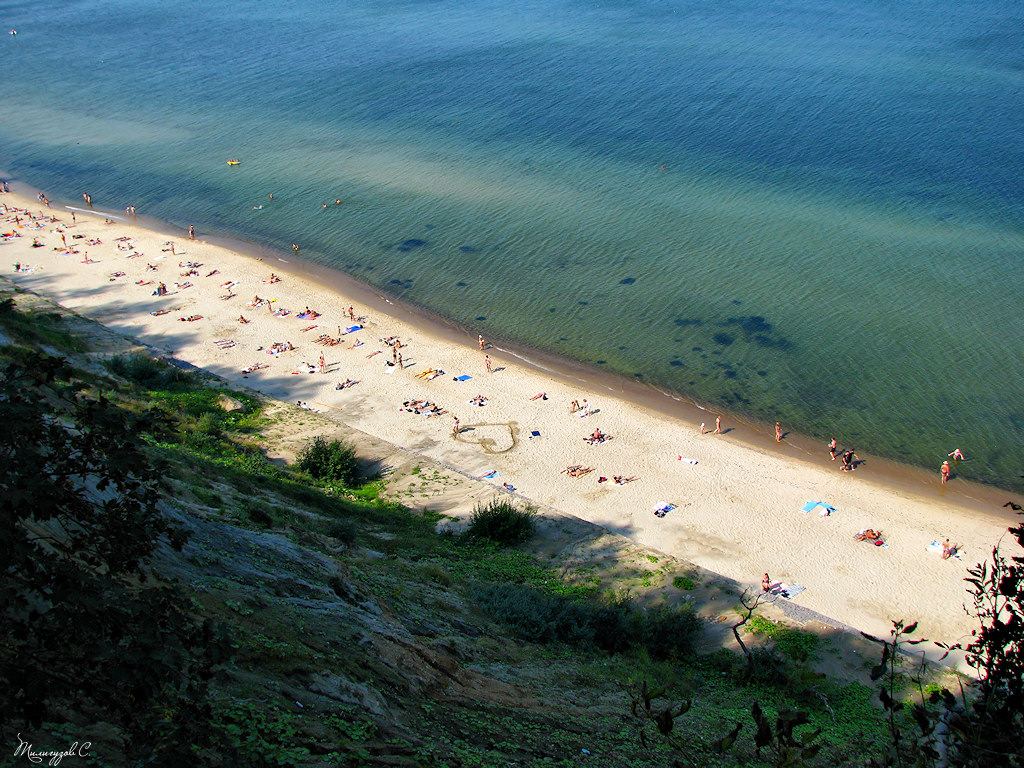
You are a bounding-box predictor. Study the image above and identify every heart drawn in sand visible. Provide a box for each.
[454,422,519,455]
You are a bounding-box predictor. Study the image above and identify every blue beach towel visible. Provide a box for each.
[801,501,836,515]
[454,374,472,381]
[529,430,541,439]
[345,324,362,333]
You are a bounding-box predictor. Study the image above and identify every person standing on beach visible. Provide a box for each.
[700,422,706,434]
[485,354,492,374]
[828,438,838,461]
[714,416,722,434]
[188,225,195,240]
[318,353,326,374]
[478,334,485,350]
[397,352,403,369]
[775,422,783,442]
[941,460,951,484]
[452,417,460,436]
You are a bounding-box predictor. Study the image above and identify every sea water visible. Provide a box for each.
[2,0,1022,489]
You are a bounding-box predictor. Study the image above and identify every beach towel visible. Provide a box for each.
[454,374,472,381]
[529,430,541,439]
[653,502,677,518]
[479,469,498,479]
[801,501,836,516]
[676,456,698,464]
[777,584,806,600]
[345,325,362,333]
[929,541,962,559]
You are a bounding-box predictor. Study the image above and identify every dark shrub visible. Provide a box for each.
[472,583,701,659]
[296,436,359,487]
[466,500,536,545]
[106,353,196,387]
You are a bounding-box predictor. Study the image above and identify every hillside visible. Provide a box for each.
[0,279,964,767]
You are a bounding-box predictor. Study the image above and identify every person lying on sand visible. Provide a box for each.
[468,394,488,406]
[238,315,250,324]
[335,379,357,390]
[854,529,885,546]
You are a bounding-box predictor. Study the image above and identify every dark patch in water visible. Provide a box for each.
[618,346,626,350]
[365,266,375,271]
[559,337,569,341]
[669,360,684,367]
[596,360,606,365]
[674,317,702,327]
[424,224,435,229]
[713,333,734,346]
[723,315,772,335]
[549,308,557,312]
[723,370,737,379]
[732,299,742,305]
[633,372,644,378]
[455,281,467,287]
[758,370,768,376]
[397,238,428,252]
[459,246,478,253]
[692,347,703,352]
[578,300,588,305]
[389,279,404,285]
[619,277,636,285]
[753,334,793,350]
[476,316,486,321]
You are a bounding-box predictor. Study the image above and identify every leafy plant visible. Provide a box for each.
[465,499,536,545]
[296,435,360,487]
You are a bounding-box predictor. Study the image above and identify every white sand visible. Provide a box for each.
[3,191,1021,664]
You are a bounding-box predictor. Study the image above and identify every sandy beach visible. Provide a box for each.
[3,188,1021,665]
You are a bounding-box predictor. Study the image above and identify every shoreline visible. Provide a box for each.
[14,177,1020,512]
[3,186,1021,667]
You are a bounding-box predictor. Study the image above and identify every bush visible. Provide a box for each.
[296,436,360,487]
[673,575,696,590]
[472,583,701,658]
[466,500,536,545]
[324,518,358,545]
[106,353,196,387]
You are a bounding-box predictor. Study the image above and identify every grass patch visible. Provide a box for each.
[472,583,701,659]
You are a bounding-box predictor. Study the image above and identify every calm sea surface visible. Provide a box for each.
[2,0,1023,489]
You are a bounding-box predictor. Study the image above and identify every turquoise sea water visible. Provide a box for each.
[2,0,1023,489]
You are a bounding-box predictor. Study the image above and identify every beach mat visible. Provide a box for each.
[773,583,806,599]
[801,501,836,516]
[529,430,541,439]
[454,374,472,381]
[653,502,677,518]
[676,456,698,464]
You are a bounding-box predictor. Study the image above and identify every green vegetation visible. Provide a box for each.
[673,575,697,590]
[465,498,537,545]
[473,583,700,658]
[747,615,821,662]
[296,435,360,487]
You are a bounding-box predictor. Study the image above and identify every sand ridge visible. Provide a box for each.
[3,190,1021,665]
